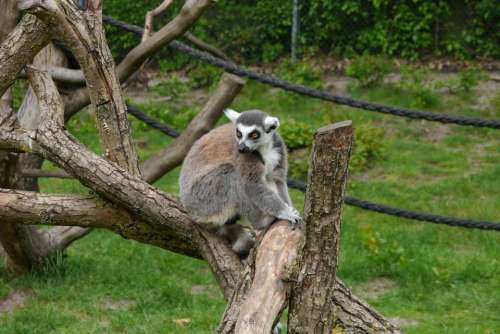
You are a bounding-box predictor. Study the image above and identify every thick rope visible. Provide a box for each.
[127,103,180,137]
[103,15,500,130]
[287,179,500,231]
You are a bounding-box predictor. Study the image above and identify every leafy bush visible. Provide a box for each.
[350,124,386,172]
[280,120,315,150]
[288,149,310,181]
[187,63,223,89]
[104,0,500,63]
[276,59,323,89]
[435,68,486,95]
[398,66,440,108]
[346,54,394,88]
[150,74,188,99]
[285,121,385,179]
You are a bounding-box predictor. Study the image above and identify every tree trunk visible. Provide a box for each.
[0,3,89,273]
[288,121,353,333]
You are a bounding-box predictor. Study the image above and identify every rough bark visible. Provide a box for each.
[142,0,175,42]
[0,13,51,98]
[288,121,353,333]
[217,221,304,334]
[141,73,245,182]
[63,0,214,117]
[26,0,140,175]
[332,279,402,334]
[0,4,79,274]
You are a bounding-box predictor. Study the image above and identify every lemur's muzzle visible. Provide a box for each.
[238,143,252,153]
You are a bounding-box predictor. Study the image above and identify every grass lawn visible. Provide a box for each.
[1,70,499,333]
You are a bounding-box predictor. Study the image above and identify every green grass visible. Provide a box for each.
[1,74,499,333]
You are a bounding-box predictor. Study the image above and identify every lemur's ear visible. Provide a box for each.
[264,116,280,133]
[224,108,240,123]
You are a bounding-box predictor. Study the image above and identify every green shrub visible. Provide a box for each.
[288,149,310,181]
[284,121,385,178]
[398,66,440,108]
[280,120,315,150]
[350,123,386,172]
[435,68,486,96]
[104,0,500,63]
[276,59,323,89]
[346,54,394,88]
[187,63,223,89]
[150,75,188,99]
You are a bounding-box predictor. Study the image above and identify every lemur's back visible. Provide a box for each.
[179,123,240,224]
[180,123,236,189]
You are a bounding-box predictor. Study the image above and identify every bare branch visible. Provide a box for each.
[45,226,91,251]
[142,0,175,42]
[26,66,64,126]
[184,32,231,62]
[19,66,85,85]
[332,279,402,333]
[21,168,71,178]
[0,187,242,296]
[141,73,245,182]
[0,14,51,97]
[28,0,140,175]
[64,0,214,117]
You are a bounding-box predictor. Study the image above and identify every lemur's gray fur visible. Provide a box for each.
[179,109,301,257]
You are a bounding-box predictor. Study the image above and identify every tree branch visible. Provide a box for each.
[29,0,140,175]
[0,13,51,97]
[64,0,214,117]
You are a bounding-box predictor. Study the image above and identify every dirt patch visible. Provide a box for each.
[190,285,207,295]
[354,277,398,300]
[389,317,419,328]
[102,298,136,311]
[0,289,34,315]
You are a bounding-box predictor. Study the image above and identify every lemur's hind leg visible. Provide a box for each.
[224,214,241,225]
[216,220,255,259]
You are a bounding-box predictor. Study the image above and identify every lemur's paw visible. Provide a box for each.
[278,206,302,228]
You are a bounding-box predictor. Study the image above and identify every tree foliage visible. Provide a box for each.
[104,0,500,62]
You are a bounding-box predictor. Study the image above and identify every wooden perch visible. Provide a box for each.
[218,221,304,334]
[288,121,353,333]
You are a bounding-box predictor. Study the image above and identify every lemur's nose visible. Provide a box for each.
[238,143,251,153]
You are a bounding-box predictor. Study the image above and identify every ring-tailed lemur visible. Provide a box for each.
[179,109,301,257]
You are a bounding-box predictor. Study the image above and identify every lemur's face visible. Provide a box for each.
[224,109,279,153]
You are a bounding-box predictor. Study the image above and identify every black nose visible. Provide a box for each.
[238,143,251,153]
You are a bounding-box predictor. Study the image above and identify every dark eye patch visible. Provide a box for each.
[249,130,260,140]
[236,130,242,138]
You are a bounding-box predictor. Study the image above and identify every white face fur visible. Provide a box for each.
[224,109,279,153]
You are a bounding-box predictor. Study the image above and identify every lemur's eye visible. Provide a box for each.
[249,131,260,140]
[236,130,242,139]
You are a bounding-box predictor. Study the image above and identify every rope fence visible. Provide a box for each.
[104,15,500,130]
